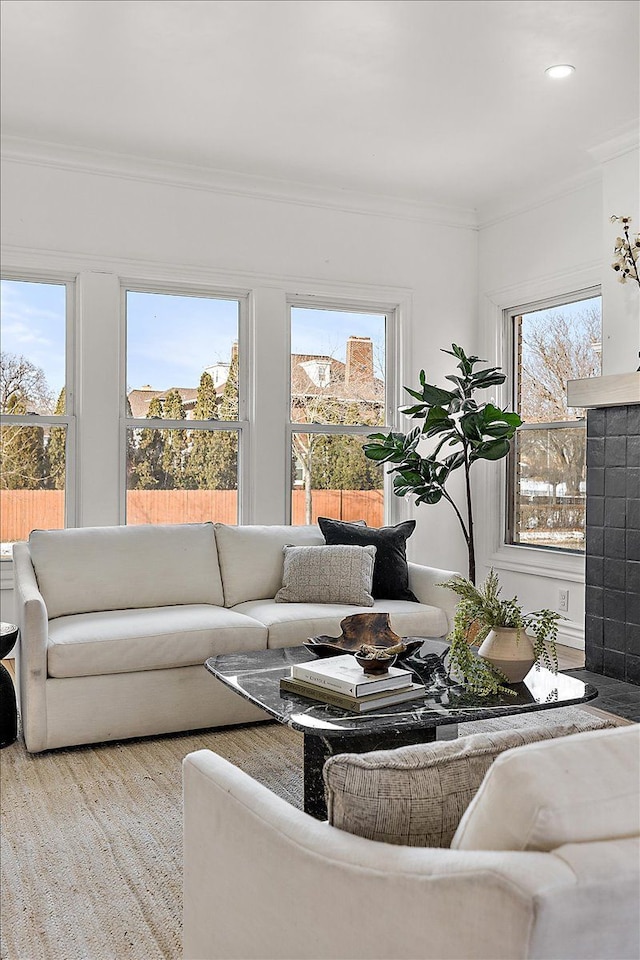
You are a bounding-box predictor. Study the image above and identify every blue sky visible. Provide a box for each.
[1,279,66,398]
[521,295,602,346]
[1,282,387,396]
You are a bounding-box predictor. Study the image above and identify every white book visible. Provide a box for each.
[280,677,427,713]
[291,654,413,697]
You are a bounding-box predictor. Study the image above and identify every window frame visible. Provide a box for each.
[285,295,400,526]
[0,272,77,555]
[505,285,601,555]
[119,281,251,525]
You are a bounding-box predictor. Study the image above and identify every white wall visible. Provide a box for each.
[476,167,633,648]
[601,148,640,375]
[0,154,478,621]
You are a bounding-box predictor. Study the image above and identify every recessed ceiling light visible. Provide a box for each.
[545,64,575,79]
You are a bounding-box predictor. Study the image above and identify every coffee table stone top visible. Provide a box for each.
[205,639,598,738]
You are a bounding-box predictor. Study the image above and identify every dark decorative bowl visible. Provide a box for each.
[303,612,424,661]
[304,636,423,659]
[354,652,398,675]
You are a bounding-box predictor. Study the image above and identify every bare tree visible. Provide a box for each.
[518,303,601,503]
[520,306,601,422]
[1,352,54,490]
[1,352,53,415]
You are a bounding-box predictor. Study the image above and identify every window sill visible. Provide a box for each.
[488,544,585,583]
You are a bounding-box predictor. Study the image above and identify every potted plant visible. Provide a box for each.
[441,570,564,696]
[438,570,561,696]
[363,344,521,584]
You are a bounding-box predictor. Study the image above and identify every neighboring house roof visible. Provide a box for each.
[127,386,201,419]
[127,338,383,419]
[291,355,384,404]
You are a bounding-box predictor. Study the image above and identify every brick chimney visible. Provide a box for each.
[345,336,373,390]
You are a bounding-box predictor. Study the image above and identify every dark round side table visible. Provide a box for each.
[0,622,19,748]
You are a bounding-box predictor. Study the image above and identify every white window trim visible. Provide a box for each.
[119,280,252,524]
[0,272,77,573]
[478,265,600,582]
[285,295,405,526]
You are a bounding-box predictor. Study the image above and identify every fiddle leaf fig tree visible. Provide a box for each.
[363,344,522,584]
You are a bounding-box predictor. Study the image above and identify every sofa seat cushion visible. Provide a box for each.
[231,599,448,648]
[47,605,267,679]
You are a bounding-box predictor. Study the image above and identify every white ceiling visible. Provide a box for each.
[1,0,639,220]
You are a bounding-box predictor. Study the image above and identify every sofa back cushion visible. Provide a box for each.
[324,714,615,848]
[215,524,324,606]
[29,523,224,619]
[451,724,639,852]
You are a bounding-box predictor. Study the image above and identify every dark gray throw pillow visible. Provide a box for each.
[317,518,418,602]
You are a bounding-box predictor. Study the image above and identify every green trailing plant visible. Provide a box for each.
[363,344,521,583]
[438,570,561,697]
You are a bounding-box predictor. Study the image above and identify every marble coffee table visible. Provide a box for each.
[205,639,598,819]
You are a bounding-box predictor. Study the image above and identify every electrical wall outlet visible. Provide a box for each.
[558,589,569,613]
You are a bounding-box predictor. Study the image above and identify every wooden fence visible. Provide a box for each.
[1,488,384,542]
[1,490,65,542]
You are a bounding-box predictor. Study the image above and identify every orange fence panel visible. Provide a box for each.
[0,490,65,543]
[1,487,384,545]
[126,490,238,525]
[291,489,383,526]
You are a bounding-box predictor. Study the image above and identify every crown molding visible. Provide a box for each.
[483,259,601,309]
[0,242,414,308]
[0,135,478,231]
[588,124,640,164]
[477,168,602,230]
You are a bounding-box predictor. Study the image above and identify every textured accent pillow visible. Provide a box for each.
[275,544,376,606]
[318,518,418,602]
[323,715,615,847]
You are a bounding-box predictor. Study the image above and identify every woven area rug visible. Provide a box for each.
[0,706,618,960]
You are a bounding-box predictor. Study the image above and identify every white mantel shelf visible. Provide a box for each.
[567,372,640,408]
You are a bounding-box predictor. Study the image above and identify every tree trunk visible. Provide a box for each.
[304,459,313,525]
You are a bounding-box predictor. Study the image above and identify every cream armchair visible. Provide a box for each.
[183,725,640,960]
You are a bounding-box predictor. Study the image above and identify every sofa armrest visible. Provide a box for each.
[183,749,573,960]
[12,542,49,752]
[407,561,462,632]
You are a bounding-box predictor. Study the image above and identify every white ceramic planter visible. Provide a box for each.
[477,627,535,683]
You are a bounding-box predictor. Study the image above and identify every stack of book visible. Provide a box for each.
[280,654,426,713]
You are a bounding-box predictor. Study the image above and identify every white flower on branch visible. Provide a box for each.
[610,215,640,287]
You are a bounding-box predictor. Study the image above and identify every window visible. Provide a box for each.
[289,305,389,525]
[0,278,74,557]
[124,289,244,525]
[507,291,602,553]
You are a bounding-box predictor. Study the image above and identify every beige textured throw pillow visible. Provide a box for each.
[275,544,376,605]
[323,714,615,847]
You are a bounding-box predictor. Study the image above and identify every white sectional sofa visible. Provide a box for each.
[12,522,459,753]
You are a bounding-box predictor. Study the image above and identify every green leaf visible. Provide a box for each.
[443,450,465,471]
[399,402,428,418]
[469,438,511,461]
[362,444,394,462]
[403,387,426,402]
[460,413,484,440]
[469,369,506,390]
[415,489,444,505]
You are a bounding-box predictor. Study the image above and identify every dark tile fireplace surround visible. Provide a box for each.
[585,404,640,684]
